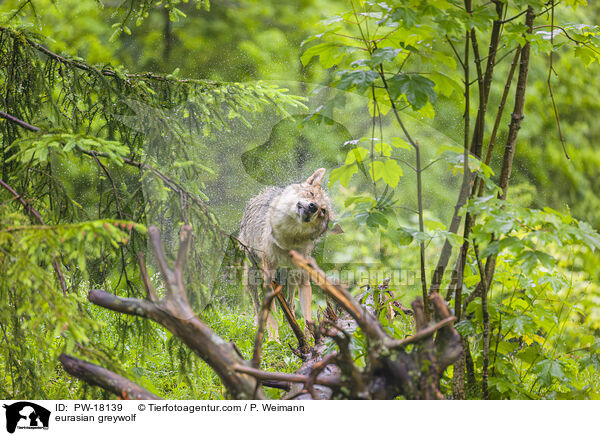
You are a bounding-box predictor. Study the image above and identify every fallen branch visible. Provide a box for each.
[67,226,462,400]
[60,354,161,400]
[305,353,339,400]
[232,364,342,388]
[81,225,266,400]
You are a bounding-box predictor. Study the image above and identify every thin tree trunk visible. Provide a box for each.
[497,8,535,201]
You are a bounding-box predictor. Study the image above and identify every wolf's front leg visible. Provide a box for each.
[243,259,261,326]
[266,299,279,343]
[299,276,312,336]
[261,256,280,343]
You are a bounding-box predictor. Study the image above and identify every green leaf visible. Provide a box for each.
[424,220,445,231]
[534,359,567,387]
[369,159,403,188]
[366,211,388,228]
[455,319,476,337]
[489,377,518,394]
[481,241,499,258]
[345,147,370,164]
[515,250,538,275]
[564,0,587,6]
[353,47,402,68]
[535,251,555,270]
[391,137,412,150]
[430,72,462,97]
[496,341,519,355]
[344,195,377,208]
[515,250,555,274]
[576,221,600,250]
[499,236,524,253]
[504,314,535,336]
[337,70,379,94]
[374,142,392,157]
[389,6,418,28]
[388,227,414,245]
[301,42,353,68]
[517,344,543,365]
[579,354,600,372]
[386,73,436,110]
[330,164,358,188]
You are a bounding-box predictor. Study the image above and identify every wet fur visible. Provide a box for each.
[238,168,332,340]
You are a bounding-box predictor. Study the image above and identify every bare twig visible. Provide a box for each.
[275,290,310,354]
[0,109,40,132]
[429,28,472,296]
[289,251,389,344]
[546,1,570,159]
[138,251,158,302]
[477,46,522,197]
[376,63,429,320]
[446,36,466,71]
[469,0,505,158]
[252,284,282,368]
[473,244,489,399]
[321,322,364,395]
[498,8,535,201]
[387,315,457,348]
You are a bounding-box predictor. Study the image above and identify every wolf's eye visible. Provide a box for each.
[309,191,314,197]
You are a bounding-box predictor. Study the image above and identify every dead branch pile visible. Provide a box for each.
[61,225,462,400]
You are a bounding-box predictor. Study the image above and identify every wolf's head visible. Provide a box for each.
[295,168,330,224]
[269,168,335,246]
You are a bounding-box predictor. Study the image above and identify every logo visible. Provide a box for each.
[2,402,50,434]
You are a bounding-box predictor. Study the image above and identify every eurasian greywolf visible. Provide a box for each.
[238,168,335,340]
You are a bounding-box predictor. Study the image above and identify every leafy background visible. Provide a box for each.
[1,0,600,399]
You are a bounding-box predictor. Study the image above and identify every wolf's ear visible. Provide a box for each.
[306,168,326,186]
[329,223,344,234]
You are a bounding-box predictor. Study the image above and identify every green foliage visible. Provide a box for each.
[307,0,600,400]
[0,0,305,399]
[0,214,145,397]
[456,198,600,398]
[78,300,300,400]
[1,0,600,401]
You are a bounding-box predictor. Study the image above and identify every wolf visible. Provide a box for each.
[238,168,336,340]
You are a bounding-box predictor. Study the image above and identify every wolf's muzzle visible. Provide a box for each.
[297,201,318,222]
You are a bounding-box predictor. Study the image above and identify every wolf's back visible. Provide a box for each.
[238,186,283,254]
